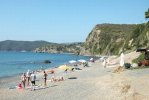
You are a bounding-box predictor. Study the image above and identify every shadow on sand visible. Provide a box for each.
[68,77,77,79]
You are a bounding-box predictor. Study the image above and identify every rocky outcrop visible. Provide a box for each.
[34,43,83,55]
[82,23,149,56]
[127,22,149,49]
[81,24,140,55]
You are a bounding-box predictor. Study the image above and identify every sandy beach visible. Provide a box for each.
[0,52,149,100]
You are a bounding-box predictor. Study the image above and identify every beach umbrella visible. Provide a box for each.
[120,53,124,67]
[69,60,77,64]
[58,65,73,70]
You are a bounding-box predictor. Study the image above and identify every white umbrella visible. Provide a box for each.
[120,53,124,67]
[69,60,77,64]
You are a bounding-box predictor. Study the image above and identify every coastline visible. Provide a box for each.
[0,51,90,79]
[0,59,87,89]
[0,61,149,99]
[1,51,149,100]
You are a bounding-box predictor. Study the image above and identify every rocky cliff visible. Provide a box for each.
[81,23,149,55]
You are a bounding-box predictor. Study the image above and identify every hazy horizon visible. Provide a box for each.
[0,39,85,44]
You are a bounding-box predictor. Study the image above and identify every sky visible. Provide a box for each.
[0,0,148,43]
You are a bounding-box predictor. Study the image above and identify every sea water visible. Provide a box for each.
[0,51,90,78]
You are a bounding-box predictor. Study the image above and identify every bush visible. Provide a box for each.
[132,53,144,63]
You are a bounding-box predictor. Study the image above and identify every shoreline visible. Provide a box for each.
[0,56,149,99]
[1,51,149,100]
[0,51,91,79]
[0,75,20,88]
[0,60,87,89]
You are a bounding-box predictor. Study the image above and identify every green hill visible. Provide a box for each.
[125,22,149,49]
[0,40,58,51]
[81,23,149,55]
[0,40,83,54]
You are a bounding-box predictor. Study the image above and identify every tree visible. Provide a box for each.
[145,8,149,18]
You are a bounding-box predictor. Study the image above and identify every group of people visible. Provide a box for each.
[21,70,47,90]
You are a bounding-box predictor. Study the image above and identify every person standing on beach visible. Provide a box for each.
[30,71,36,90]
[26,70,31,86]
[103,59,107,68]
[21,73,26,88]
[43,71,48,86]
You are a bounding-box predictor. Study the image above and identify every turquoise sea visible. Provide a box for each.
[0,51,90,78]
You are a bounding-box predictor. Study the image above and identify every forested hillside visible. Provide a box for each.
[0,40,58,51]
